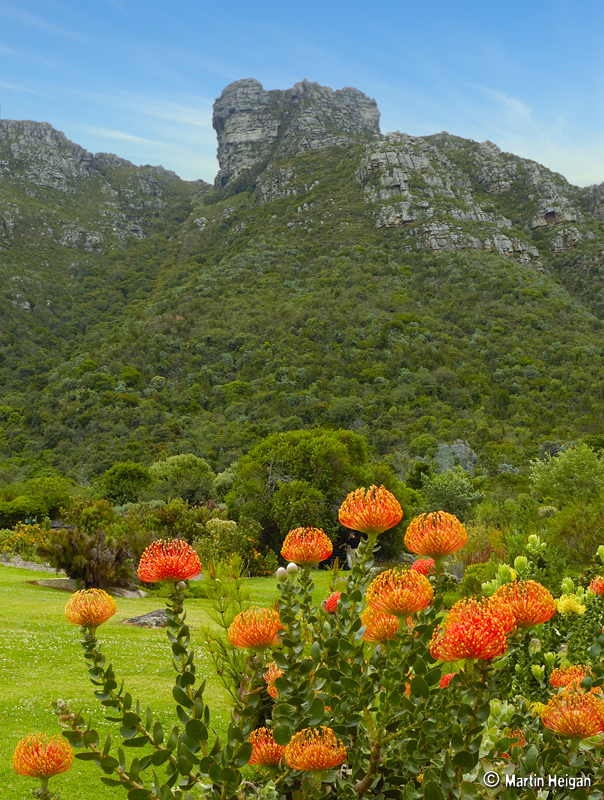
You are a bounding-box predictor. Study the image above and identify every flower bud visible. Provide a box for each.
[176,581,187,591]
[286,562,298,574]
[481,579,499,597]
[561,577,574,595]
[531,664,545,682]
[513,556,529,578]
[544,651,556,670]
[489,699,503,718]
[497,563,515,584]
[276,567,288,581]
[598,545,604,564]
[527,534,545,553]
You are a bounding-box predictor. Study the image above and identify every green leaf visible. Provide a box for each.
[151,750,171,766]
[273,724,293,745]
[172,686,194,708]
[422,781,445,800]
[311,642,322,661]
[525,744,539,772]
[122,736,149,748]
[232,742,253,768]
[75,752,101,762]
[452,750,475,769]
[128,790,153,800]
[102,735,112,758]
[101,756,119,774]
[410,676,430,698]
[101,778,123,786]
[152,722,164,746]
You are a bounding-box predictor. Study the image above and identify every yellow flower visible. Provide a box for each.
[528,701,547,717]
[556,595,586,615]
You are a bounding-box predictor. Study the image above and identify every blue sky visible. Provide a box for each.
[1,0,603,185]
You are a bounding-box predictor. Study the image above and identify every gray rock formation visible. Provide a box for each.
[213,78,380,187]
[124,609,168,627]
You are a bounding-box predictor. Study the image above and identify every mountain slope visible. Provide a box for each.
[2,81,604,478]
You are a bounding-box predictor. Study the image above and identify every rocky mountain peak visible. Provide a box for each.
[212,78,380,187]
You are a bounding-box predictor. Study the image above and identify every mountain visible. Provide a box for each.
[2,79,604,479]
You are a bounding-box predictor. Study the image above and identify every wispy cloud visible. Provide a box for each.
[0,2,84,40]
[474,85,533,125]
[79,125,163,145]
[0,80,41,95]
[0,41,57,66]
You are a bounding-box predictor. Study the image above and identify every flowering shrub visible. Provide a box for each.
[0,521,49,560]
[193,517,278,576]
[40,486,604,799]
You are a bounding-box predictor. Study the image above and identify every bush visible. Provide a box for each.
[0,495,48,527]
[193,518,278,577]
[529,443,604,507]
[148,453,215,505]
[460,557,499,596]
[544,500,604,564]
[98,461,152,505]
[420,465,485,521]
[0,521,49,560]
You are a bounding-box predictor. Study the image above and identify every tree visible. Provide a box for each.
[148,453,215,505]
[420,466,485,521]
[98,461,152,506]
[529,443,604,508]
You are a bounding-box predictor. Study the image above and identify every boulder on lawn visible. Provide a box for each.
[124,609,168,628]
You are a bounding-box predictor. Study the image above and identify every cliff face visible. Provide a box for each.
[212,78,380,187]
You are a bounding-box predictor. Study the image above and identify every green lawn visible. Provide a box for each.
[0,565,335,800]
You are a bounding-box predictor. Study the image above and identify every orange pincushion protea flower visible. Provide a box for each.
[137,538,201,582]
[248,727,286,766]
[228,607,284,651]
[13,733,74,778]
[440,673,456,688]
[338,485,403,535]
[280,527,333,566]
[446,596,516,636]
[361,606,400,643]
[550,665,592,689]
[410,558,435,576]
[264,661,283,699]
[431,615,508,662]
[366,568,433,617]
[324,592,341,613]
[493,580,556,628]
[284,727,347,772]
[65,589,117,630]
[404,511,467,557]
[541,690,604,739]
[589,576,604,595]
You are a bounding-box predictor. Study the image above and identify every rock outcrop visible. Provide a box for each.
[213,78,380,187]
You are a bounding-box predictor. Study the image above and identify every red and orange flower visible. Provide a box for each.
[65,589,117,631]
[137,538,201,583]
[541,690,604,739]
[264,661,284,699]
[324,592,341,614]
[228,607,284,651]
[360,606,400,643]
[248,727,286,766]
[284,727,347,772]
[439,673,456,688]
[366,568,433,617]
[13,733,74,778]
[431,616,508,662]
[338,485,403,535]
[550,665,593,690]
[410,558,435,576]
[589,576,604,595]
[404,512,467,558]
[494,580,556,628]
[280,528,333,566]
[446,596,516,636]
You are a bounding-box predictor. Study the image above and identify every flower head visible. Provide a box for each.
[324,592,341,614]
[404,512,467,558]
[410,558,435,576]
[541,690,604,739]
[446,596,516,636]
[13,733,74,778]
[228,607,284,651]
[556,594,586,615]
[431,616,508,662]
[280,528,333,566]
[248,727,286,766]
[494,580,556,628]
[589,576,604,595]
[138,538,201,582]
[550,665,600,695]
[284,727,347,772]
[440,673,456,688]
[264,662,283,699]
[65,589,117,630]
[338,485,403,535]
[366,568,433,617]
[360,606,400,643]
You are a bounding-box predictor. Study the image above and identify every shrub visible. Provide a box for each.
[0,522,49,560]
[0,495,48,527]
[460,557,499,596]
[420,465,485,521]
[98,461,152,505]
[148,453,215,505]
[529,443,604,507]
[193,518,278,577]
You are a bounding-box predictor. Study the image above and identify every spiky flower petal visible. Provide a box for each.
[494,580,556,628]
[228,607,284,651]
[541,690,604,739]
[556,594,586,615]
[446,596,516,636]
[248,727,286,766]
[264,662,283,699]
[13,733,74,778]
[137,538,201,582]
[589,576,604,595]
[280,528,333,566]
[284,727,347,772]
[439,673,456,688]
[338,485,403,535]
[65,589,117,630]
[404,512,467,557]
[360,606,400,643]
[550,665,592,689]
[431,616,508,661]
[366,568,433,617]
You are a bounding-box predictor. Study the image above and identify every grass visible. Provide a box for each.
[0,564,335,800]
